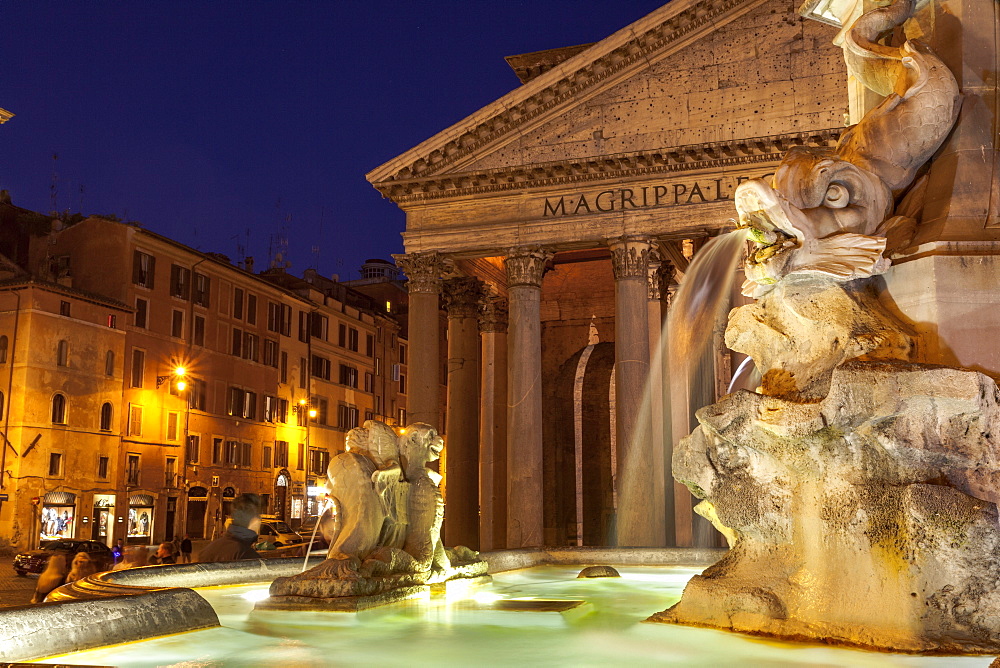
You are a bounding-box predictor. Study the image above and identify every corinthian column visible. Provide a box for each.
[504,247,552,548]
[647,257,674,546]
[478,296,508,550]
[442,276,484,549]
[394,252,451,428]
[609,236,663,546]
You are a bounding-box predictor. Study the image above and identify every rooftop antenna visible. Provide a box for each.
[49,153,58,214]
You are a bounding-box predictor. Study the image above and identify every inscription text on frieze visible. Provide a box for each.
[541,171,773,217]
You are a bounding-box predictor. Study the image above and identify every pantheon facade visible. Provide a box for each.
[368,0,851,550]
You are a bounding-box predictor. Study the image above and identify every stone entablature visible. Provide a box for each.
[373,129,842,203]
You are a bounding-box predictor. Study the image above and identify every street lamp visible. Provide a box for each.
[157,366,187,389]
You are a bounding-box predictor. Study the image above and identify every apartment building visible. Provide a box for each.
[0,214,405,549]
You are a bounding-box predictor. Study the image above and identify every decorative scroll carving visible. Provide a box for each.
[393,252,453,294]
[478,296,509,333]
[504,247,553,288]
[442,277,484,319]
[608,237,653,281]
[647,260,674,302]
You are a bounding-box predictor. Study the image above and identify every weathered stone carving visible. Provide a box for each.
[478,295,508,333]
[608,236,653,280]
[654,0,1000,653]
[394,252,454,294]
[442,277,484,318]
[504,247,552,287]
[735,0,960,298]
[262,421,487,610]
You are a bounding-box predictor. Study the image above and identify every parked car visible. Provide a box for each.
[298,511,337,550]
[256,518,304,548]
[13,539,115,576]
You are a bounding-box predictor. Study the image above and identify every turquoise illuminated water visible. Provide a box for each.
[38,566,992,667]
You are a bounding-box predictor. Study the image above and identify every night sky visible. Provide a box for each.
[2,1,667,280]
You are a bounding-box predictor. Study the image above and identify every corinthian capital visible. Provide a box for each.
[608,236,653,281]
[393,252,453,294]
[478,296,508,333]
[504,247,553,288]
[442,277,484,318]
[647,260,674,302]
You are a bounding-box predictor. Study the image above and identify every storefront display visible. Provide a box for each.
[92,494,115,544]
[127,493,154,543]
[40,491,76,541]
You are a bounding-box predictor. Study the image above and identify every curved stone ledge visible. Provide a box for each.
[2,549,724,663]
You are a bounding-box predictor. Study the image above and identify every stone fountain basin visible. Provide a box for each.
[4,547,995,667]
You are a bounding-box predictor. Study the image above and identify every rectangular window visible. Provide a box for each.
[375,395,382,415]
[189,378,207,411]
[298,311,309,342]
[246,294,257,325]
[186,435,200,463]
[130,349,145,388]
[280,351,289,384]
[166,412,180,441]
[228,387,244,417]
[107,314,117,328]
[171,309,184,338]
[309,448,330,476]
[244,391,257,420]
[312,396,329,425]
[98,455,109,479]
[267,302,281,333]
[280,304,292,336]
[244,332,259,362]
[135,298,148,329]
[398,408,406,425]
[263,339,279,367]
[297,443,305,470]
[366,334,374,357]
[225,440,239,465]
[193,272,210,307]
[277,398,288,423]
[375,357,382,376]
[48,452,63,477]
[170,264,191,299]
[263,445,272,469]
[129,404,143,437]
[299,357,308,388]
[263,395,277,422]
[233,288,244,320]
[399,373,406,394]
[126,454,140,486]
[311,355,331,381]
[59,300,71,317]
[193,315,205,346]
[337,403,359,430]
[339,364,358,388]
[365,410,374,422]
[165,456,178,486]
[275,440,289,468]
[399,344,407,365]
[364,372,374,393]
[231,327,243,357]
[377,326,383,342]
[348,327,359,352]
[241,442,252,467]
[338,323,346,347]
[212,437,223,465]
[132,250,155,288]
[310,313,328,340]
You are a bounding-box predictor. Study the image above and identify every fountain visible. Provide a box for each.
[649,0,1000,654]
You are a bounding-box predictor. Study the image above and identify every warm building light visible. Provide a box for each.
[176,380,187,392]
[174,366,186,377]
[308,408,318,419]
[386,301,391,312]
[298,399,308,406]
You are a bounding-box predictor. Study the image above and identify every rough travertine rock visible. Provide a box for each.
[653,360,1000,652]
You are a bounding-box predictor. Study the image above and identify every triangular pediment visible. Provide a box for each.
[367,0,846,199]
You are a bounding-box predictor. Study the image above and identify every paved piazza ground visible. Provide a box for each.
[0,557,40,607]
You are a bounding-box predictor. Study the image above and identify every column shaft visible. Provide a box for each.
[610,237,663,546]
[647,260,674,546]
[443,278,483,549]
[505,248,551,548]
[478,297,508,551]
[394,253,451,428]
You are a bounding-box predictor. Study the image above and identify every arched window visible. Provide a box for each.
[99,402,113,431]
[105,350,115,377]
[0,335,8,363]
[51,393,67,424]
[57,340,69,367]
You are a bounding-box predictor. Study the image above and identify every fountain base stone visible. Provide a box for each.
[652,361,1000,654]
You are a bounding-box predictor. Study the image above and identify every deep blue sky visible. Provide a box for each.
[1,2,667,280]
